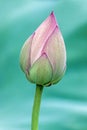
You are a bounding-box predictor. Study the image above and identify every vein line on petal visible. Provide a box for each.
[42,25,59,54]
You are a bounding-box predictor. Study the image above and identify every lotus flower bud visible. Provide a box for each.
[20,12,66,86]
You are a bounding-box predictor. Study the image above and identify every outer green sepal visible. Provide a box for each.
[26,54,53,86]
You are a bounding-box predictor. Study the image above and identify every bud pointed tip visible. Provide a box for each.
[50,11,54,16]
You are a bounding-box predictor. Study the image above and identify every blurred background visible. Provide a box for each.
[0,0,87,130]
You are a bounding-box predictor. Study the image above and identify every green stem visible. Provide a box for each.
[31,84,44,130]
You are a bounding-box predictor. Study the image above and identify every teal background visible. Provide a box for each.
[0,0,87,130]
